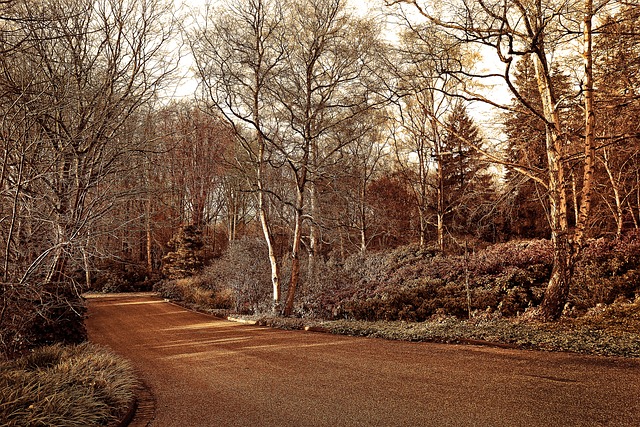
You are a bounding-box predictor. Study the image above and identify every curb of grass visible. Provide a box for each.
[227,316,257,325]
[159,295,640,358]
[300,323,520,350]
[113,397,137,427]
[112,376,155,427]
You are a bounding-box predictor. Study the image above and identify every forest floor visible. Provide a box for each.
[190,298,640,358]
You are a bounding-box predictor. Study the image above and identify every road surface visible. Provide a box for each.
[85,293,640,427]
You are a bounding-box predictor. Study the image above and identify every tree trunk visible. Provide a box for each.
[533,42,571,320]
[359,176,367,253]
[82,246,91,289]
[571,172,579,226]
[419,210,427,249]
[259,200,282,313]
[308,177,319,284]
[436,144,445,253]
[539,0,595,319]
[628,200,638,230]
[145,195,153,275]
[4,153,24,281]
[257,144,282,313]
[538,229,573,320]
[575,0,596,246]
[283,184,305,316]
[602,150,624,237]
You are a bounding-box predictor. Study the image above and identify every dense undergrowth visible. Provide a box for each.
[0,343,137,426]
[1,283,87,359]
[155,235,640,322]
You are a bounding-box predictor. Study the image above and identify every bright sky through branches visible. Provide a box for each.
[168,0,383,99]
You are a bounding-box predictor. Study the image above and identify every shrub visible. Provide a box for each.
[155,238,271,313]
[571,235,640,310]
[1,283,87,359]
[153,279,183,301]
[154,277,220,307]
[205,238,272,314]
[157,235,640,322]
[322,240,553,322]
[92,261,154,293]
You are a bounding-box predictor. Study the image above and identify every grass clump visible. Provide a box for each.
[0,343,137,427]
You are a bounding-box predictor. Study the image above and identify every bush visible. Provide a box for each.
[92,261,154,293]
[205,238,273,314]
[157,235,640,323]
[323,240,553,322]
[571,235,640,310]
[0,343,137,426]
[1,283,87,359]
[155,238,272,313]
[154,277,221,308]
[293,256,360,319]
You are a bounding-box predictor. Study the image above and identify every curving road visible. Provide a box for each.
[85,293,640,427]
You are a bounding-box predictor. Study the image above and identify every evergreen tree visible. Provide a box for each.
[501,56,577,239]
[502,56,550,238]
[161,225,205,279]
[440,103,494,241]
[592,5,640,235]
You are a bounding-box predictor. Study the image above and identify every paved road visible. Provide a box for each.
[85,293,640,427]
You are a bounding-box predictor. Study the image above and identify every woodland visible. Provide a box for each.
[1,0,640,358]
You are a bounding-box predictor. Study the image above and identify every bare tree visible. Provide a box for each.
[390,22,463,250]
[0,0,176,284]
[387,0,610,320]
[157,102,232,228]
[190,0,287,312]
[192,0,387,315]
[270,0,386,315]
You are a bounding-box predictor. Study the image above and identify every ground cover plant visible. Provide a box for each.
[0,343,137,427]
[251,298,640,357]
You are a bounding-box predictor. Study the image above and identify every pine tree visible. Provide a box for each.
[439,103,494,241]
[501,56,578,239]
[592,5,640,235]
[502,56,550,238]
[161,225,204,279]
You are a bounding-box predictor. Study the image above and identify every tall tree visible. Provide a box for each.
[158,103,232,229]
[592,4,640,236]
[0,0,175,284]
[440,102,493,241]
[501,56,577,239]
[272,0,385,315]
[388,0,606,320]
[192,0,386,315]
[391,22,461,250]
[190,0,287,312]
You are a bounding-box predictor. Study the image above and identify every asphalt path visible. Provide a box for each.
[85,293,640,427]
